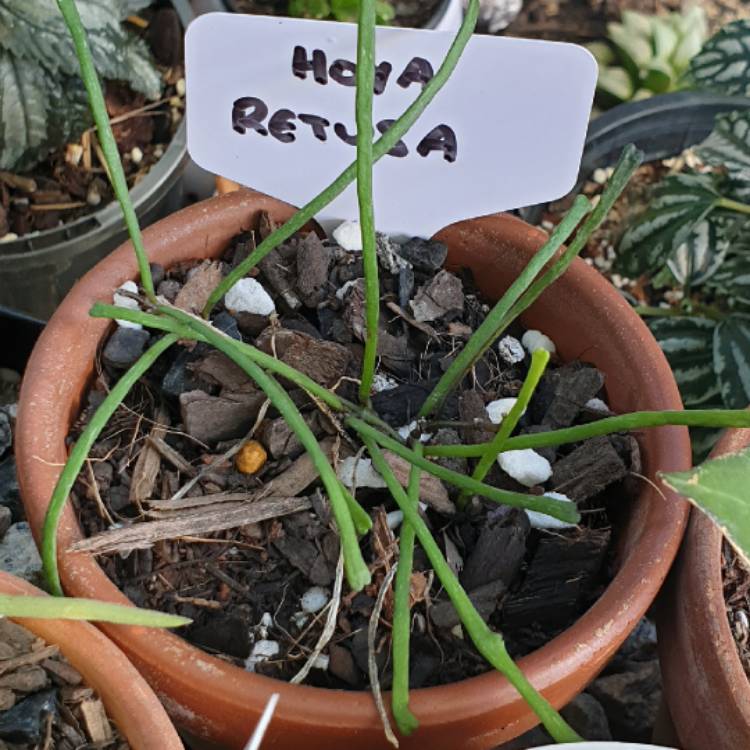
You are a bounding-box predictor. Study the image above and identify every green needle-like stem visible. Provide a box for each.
[43,334,178,595]
[459,349,550,509]
[364,440,582,744]
[347,417,579,523]
[419,195,592,419]
[55,0,155,302]
[157,306,371,590]
[0,595,190,628]
[424,409,750,458]
[202,0,480,317]
[391,444,421,736]
[356,0,379,404]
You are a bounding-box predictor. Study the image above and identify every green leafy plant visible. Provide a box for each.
[46,0,750,743]
[588,6,708,105]
[0,0,161,172]
[289,0,395,24]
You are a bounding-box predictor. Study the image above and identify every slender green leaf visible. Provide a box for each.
[713,314,750,409]
[618,173,722,276]
[689,20,750,97]
[661,446,750,566]
[0,594,190,627]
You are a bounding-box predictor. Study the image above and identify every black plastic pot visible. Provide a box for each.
[521,91,750,223]
[0,306,44,374]
[0,0,193,321]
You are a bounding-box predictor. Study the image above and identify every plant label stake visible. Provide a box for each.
[185,14,597,235]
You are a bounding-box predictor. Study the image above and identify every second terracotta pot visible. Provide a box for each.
[16,189,690,749]
[658,426,750,750]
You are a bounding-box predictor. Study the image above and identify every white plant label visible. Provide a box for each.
[186,13,597,236]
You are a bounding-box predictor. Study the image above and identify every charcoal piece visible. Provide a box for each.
[272,534,332,585]
[191,352,252,393]
[430,580,505,629]
[551,437,628,502]
[212,311,242,340]
[398,265,415,308]
[372,383,431,427]
[189,615,252,659]
[234,311,270,338]
[102,327,150,370]
[541,363,606,429]
[162,349,205,398]
[149,263,166,287]
[377,330,414,377]
[328,644,361,686]
[296,233,333,307]
[156,278,181,302]
[280,315,322,339]
[395,237,448,273]
[0,689,56,744]
[179,390,266,444]
[502,528,611,630]
[461,507,530,591]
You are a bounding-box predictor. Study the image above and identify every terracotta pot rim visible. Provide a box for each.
[0,571,183,750]
[658,426,750,750]
[16,188,690,748]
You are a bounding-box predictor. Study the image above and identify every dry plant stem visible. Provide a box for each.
[369,563,400,748]
[158,306,371,590]
[425,408,750,458]
[202,0,481,317]
[41,333,178,596]
[363,439,581,744]
[356,0,379,404]
[391,446,421,736]
[291,553,344,684]
[55,0,155,302]
[418,195,592,418]
[458,349,550,509]
[0,595,189,627]
[348,417,580,523]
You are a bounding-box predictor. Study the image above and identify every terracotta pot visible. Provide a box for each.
[658,426,750,750]
[0,572,183,749]
[535,745,675,749]
[16,188,690,749]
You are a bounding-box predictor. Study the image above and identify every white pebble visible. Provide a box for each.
[332,220,363,252]
[224,278,276,316]
[113,281,142,330]
[335,279,359,301]
[0,233,18,243]
[485,398,523,425]
[301,586,329,614]
[585,397,610,413]
[525,491,577,530]
[497,335,525,364]
[372,373,398,393]
[592,167,609,185]
[521,330,556,355]
[337,456,387,489]
[244,640,280,672]
[130,146,143,165]
[176,78,186,97]
[386,510,404,530]
[497,449,552,487]
[397,420,433,443]
[313,654,330,670]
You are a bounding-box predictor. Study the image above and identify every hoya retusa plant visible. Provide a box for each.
[48,0,750,743]
[0,0,161,172]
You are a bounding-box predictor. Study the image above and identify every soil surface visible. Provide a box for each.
[504,0,749,43]
[0,620,129,749]
[228,0,445,28]
[724,541,750,679]
[69,214,641,692]
[2,4,184,243]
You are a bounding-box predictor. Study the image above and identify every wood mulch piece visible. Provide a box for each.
[0,620,128,749]
[69,214,642,692]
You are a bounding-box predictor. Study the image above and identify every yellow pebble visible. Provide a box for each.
[235,440,268,475]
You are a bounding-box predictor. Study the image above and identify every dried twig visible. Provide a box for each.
[368,563,399,748]
[291,552,344,684]
[147,435,197,476]
[70,496,311,555]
